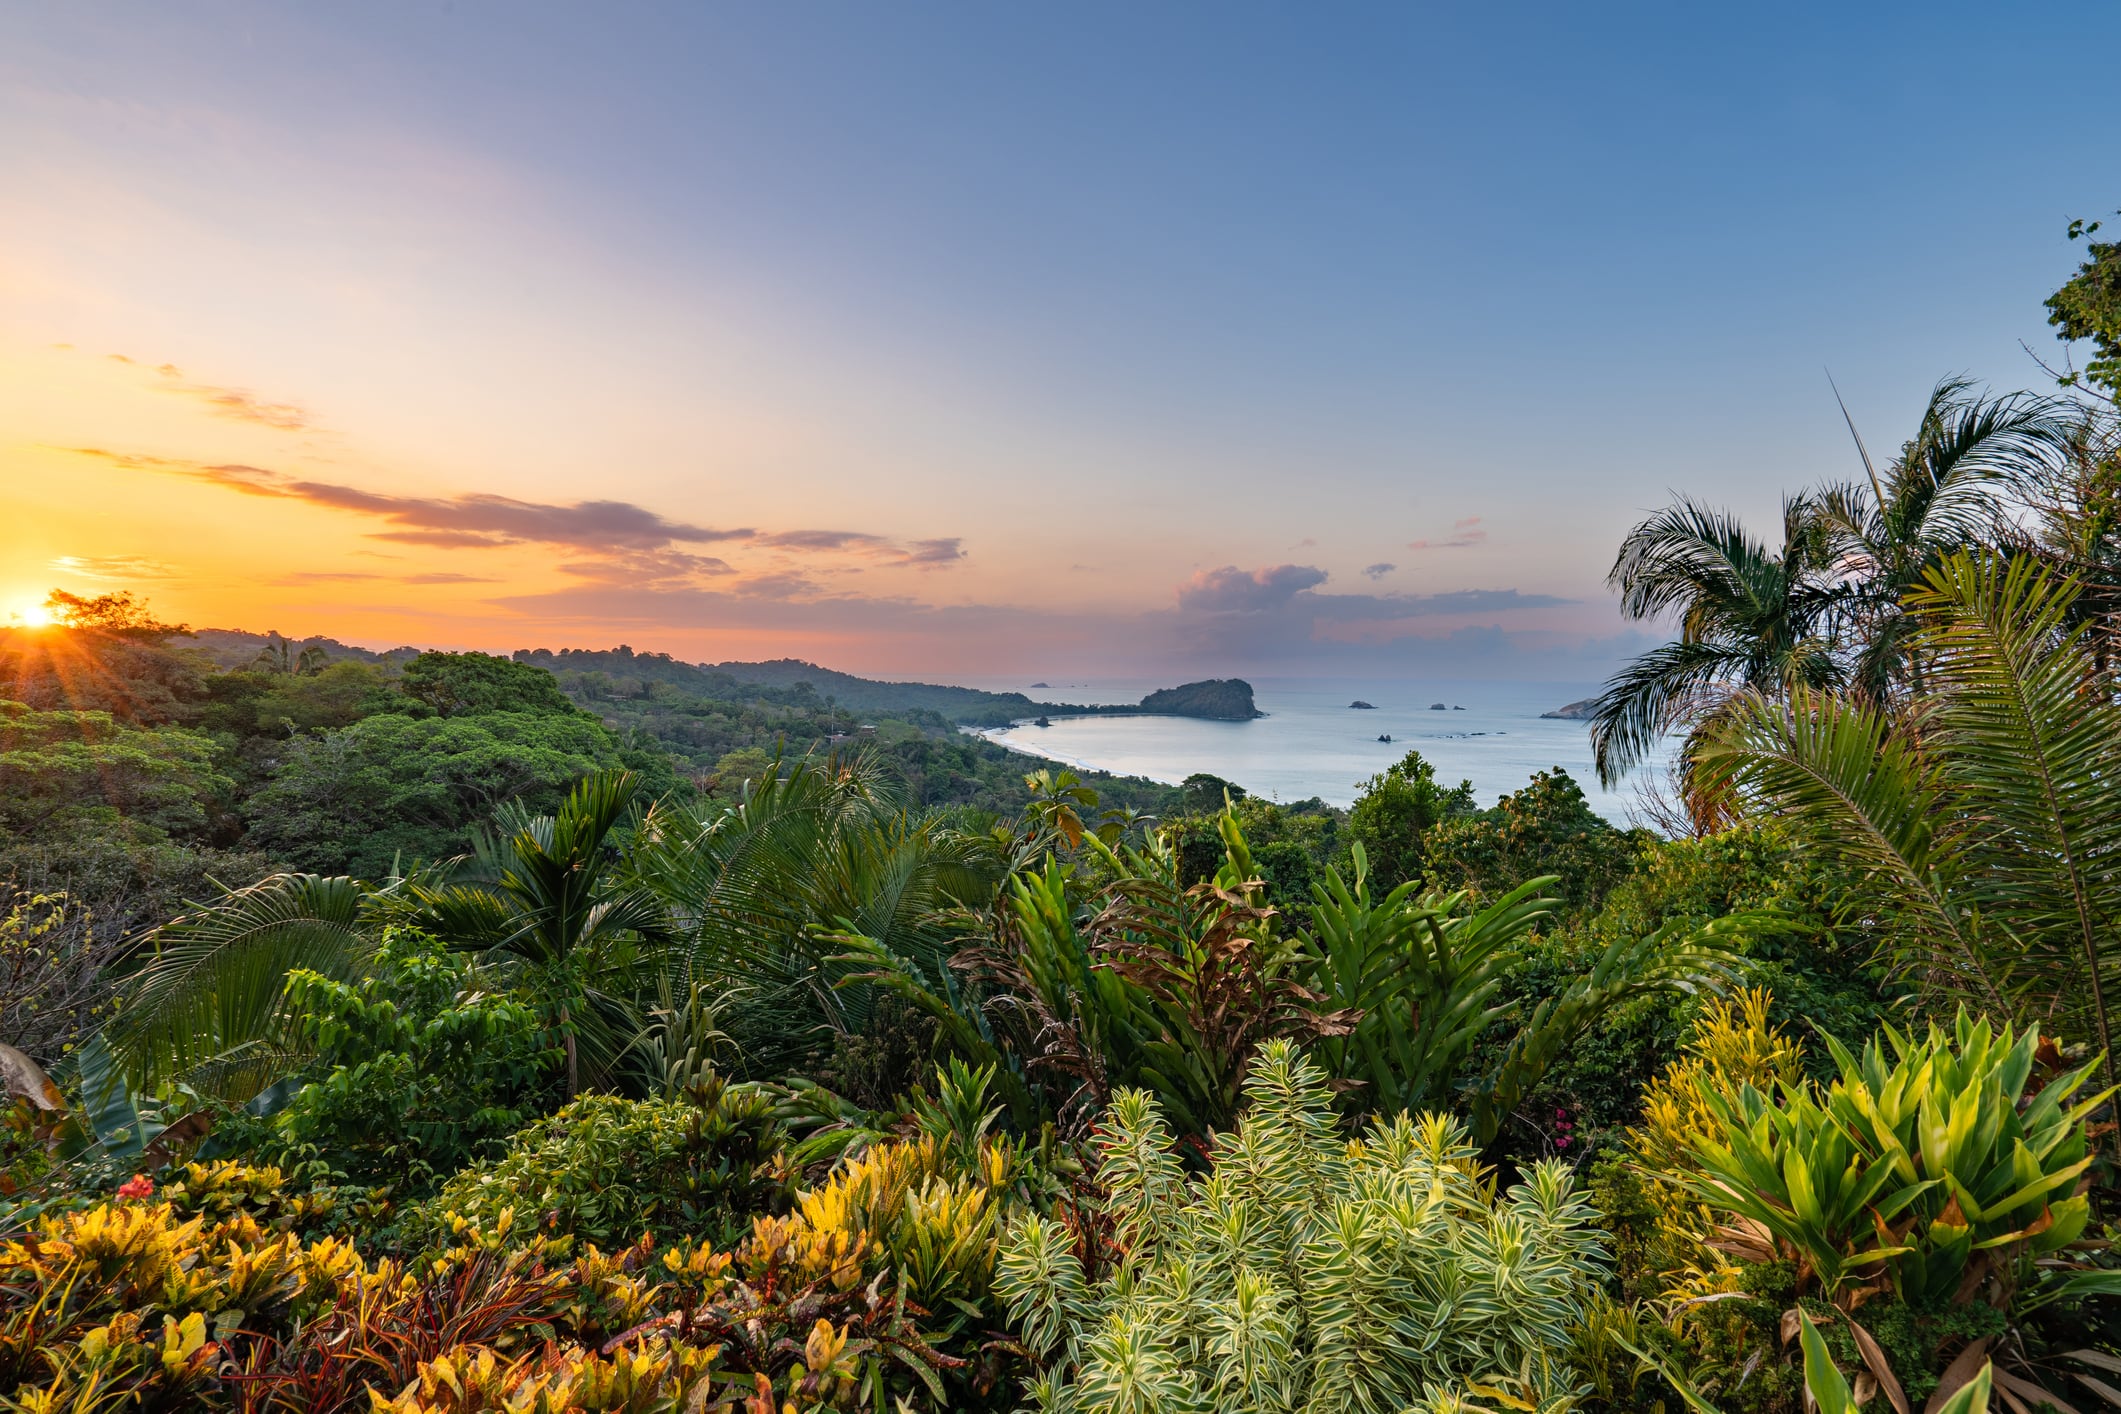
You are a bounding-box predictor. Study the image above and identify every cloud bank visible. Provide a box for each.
[60,442,1621,681]
[64,448,967,578]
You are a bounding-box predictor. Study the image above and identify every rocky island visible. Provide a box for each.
[1349,699,1376,709]
[1136,678,1264,720]
[1541,697,1599,720]
[1016,678,1265,724]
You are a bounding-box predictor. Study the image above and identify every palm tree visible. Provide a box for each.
[251,632,331,675]
[1590,380,2070,794]
[626,751,1003,1077]
[112,770,669,1100]
[1696,551,2121,1110]
[1815,377,2072,699]
[410,770,670,1095]
[2000,407,2121,670]
[1589,495,1842,786]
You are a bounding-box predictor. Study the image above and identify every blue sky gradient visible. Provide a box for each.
[2,2,2114,677]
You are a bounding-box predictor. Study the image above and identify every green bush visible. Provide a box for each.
[212,938,561,1203]
[415,1082,790,1253]
[994,1041,1608,1412]
[1689,1011,2108,1313]
[1602,1009,2121,1412]
[1426,767,1647,917]
[1486,821,1901,1164]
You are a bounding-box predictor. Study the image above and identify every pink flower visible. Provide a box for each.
[1555,1137,1571,1149]
[115,1174,154,1200]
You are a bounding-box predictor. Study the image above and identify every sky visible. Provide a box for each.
[2,2,2115,683]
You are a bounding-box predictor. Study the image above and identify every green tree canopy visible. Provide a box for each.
[242,711,625,876]
[398,650,584,719]
[1427,767,1646,916]
[1179,771,1246,814]
[0,701,230,846]
[2048,211,2121,398]
[1342,748,1475,889]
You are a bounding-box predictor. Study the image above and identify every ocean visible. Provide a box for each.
[965,677,1665,825]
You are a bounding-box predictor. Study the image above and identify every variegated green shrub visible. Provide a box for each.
[995,1040,1608,1413]
[1686,1010,2114,1312]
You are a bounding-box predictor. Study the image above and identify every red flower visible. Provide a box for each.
[115,1174,154,1200]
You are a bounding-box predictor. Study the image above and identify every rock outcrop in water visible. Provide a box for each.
[1137,679,1263,721]
[1541,697,1599,720]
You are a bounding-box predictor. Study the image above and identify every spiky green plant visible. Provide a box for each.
[1684,1010,2117,1317]
[995,1041,1608,1414]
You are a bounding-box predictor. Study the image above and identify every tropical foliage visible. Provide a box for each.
[995,1041,1607,1413]
[8,215,2121,1412]
[1699,551,2121,1097]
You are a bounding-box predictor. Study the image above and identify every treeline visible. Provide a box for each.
[0,603,1183,942]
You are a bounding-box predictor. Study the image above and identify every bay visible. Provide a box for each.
[967,677,1666,824]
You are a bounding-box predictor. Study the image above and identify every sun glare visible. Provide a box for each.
[8,601,54,629]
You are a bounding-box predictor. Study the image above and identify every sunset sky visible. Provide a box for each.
[3,3,2114,681]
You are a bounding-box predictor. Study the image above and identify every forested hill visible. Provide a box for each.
[190,628,417,671]
[513,648,1261,726]
[519,650,1044,726]
[1135,678,1261,720]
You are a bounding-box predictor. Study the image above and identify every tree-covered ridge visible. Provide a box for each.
[518,646,1051,726]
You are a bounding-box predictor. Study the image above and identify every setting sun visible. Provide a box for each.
[7,601,53,629]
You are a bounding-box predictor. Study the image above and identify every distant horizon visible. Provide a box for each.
[155,618,1614,698]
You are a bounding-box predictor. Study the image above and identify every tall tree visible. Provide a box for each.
[410,770,671,1095]
[1589,495,1841,785]
[1814,377,2071,699]
[1341,749,1475,888]
[2046,210,2121,402]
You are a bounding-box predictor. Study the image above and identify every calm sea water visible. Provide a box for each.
[965,677,1665,824]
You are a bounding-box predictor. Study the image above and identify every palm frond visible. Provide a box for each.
[1587,639,1740,784]
[1911,551,2121,1071]
[111,873,379,1096]
[1692,687,1996,1000]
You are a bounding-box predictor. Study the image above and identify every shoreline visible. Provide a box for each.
[965,724,1195,787]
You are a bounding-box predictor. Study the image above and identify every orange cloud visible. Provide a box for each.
[56,447,970,596]
[104,352,318,430]
[52,554,183,581]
